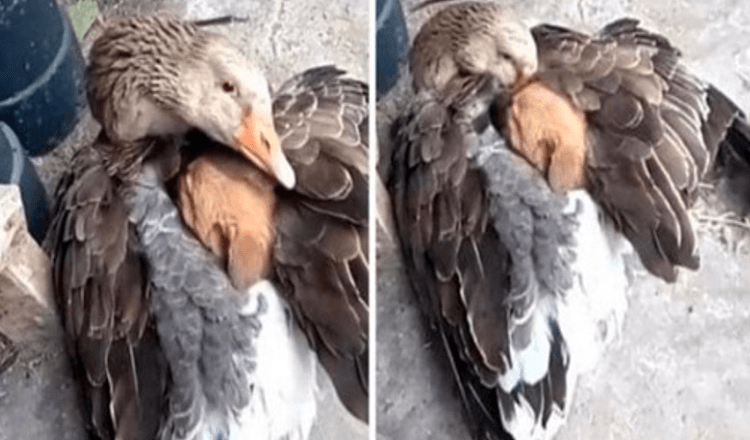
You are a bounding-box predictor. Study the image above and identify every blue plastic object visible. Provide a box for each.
[376,0,409,97]
[0,0,86,157]
[0,122,49,243]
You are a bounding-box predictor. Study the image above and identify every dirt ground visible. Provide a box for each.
[376,1,750,439]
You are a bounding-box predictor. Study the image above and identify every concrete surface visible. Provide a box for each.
[377,1,750,439]
[14,0,369,439]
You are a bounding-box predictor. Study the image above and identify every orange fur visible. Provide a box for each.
[177,150,277,290]
[506,81,588,192]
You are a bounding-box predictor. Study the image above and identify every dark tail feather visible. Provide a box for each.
[436,320,511,440]
[497,319,569,440]
[714,116,750,215]
[317,347,369,422]
[702,84,750,214]
[106,327,167,440]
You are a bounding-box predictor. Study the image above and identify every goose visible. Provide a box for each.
[46,15,367,440]
[385,2,750,439]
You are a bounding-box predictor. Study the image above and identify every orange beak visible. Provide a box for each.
[235,108,296,189]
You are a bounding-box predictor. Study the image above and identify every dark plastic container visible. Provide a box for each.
[0,122,49,243]
[0,0,87,157]
[376,0,409,97]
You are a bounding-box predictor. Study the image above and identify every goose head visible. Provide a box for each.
[411,3,537,95]
[87,16,295,189]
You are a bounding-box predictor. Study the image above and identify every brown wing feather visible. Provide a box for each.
[532,19,712,280]
[273,66,369,421]
[45,137,166,440]
[388,85,544,438]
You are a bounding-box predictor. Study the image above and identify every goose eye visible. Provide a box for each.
[222,81,236,93]
[498,51,513,61]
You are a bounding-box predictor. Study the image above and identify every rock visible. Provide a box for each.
[0,184,54,340]
[0,184,89,440]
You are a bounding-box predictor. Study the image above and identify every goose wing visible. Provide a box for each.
[532,19,740,281]
[388,71,580,438]
[45,139,166,440]
[272,66,370,421]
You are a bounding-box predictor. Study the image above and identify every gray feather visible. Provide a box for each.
[124,170,260,440]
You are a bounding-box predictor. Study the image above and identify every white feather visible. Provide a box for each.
[230,280,317,440]
[501,191,632,440]
[498,286,555,392]
[559,191,632,376]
